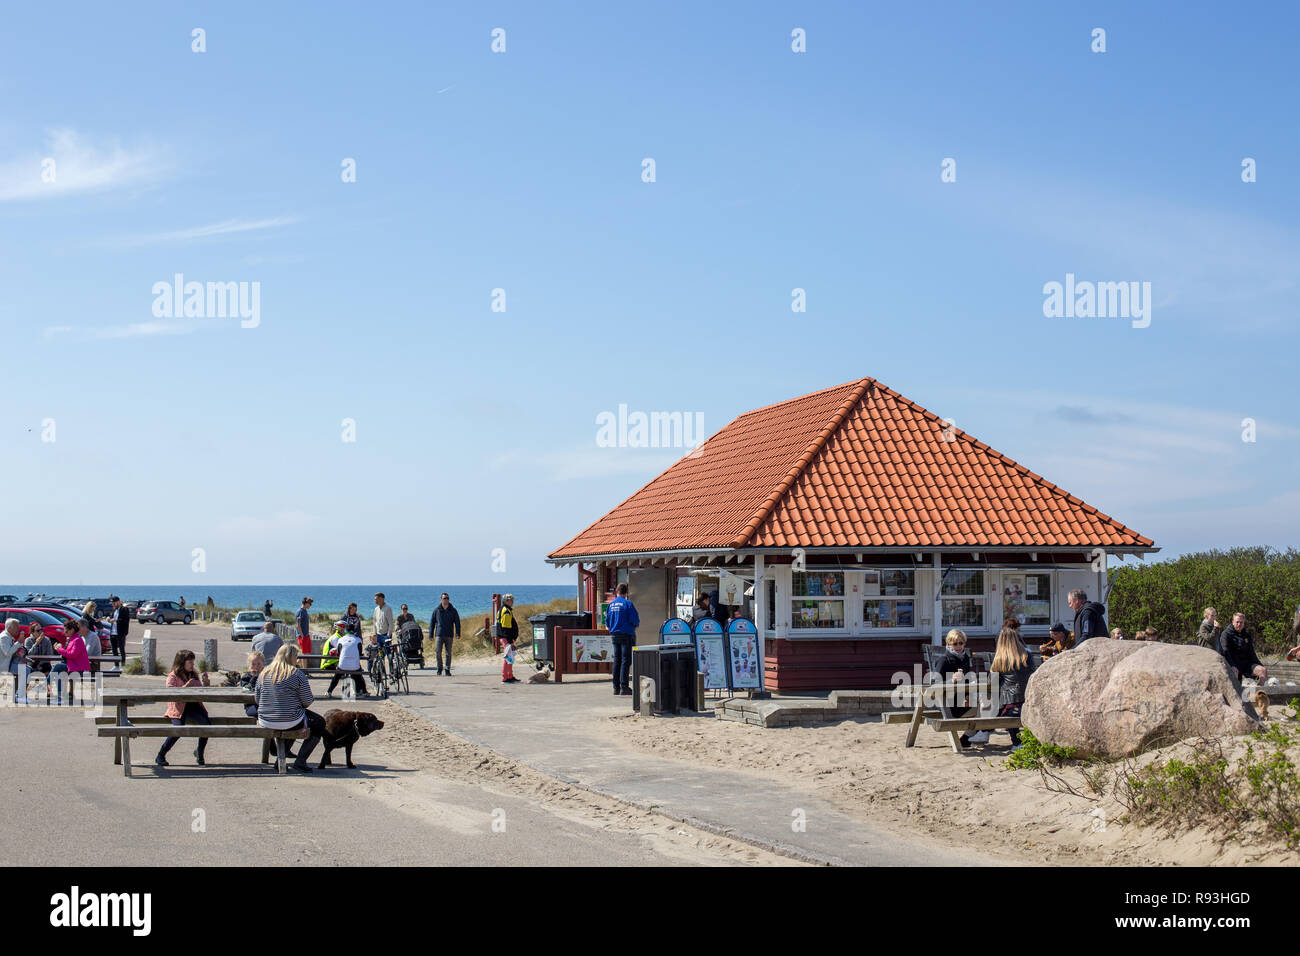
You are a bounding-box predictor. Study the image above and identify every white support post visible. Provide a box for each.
[932,552,943,646]
[753,554,768,697]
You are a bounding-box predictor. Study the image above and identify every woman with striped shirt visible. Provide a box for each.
[254,645,325,772]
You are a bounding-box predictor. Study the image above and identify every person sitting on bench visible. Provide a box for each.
[991,626,1035,749]
[254,645,324,773]
[935,628,983,748]
[326,624,367,698]
[156,650,212,767]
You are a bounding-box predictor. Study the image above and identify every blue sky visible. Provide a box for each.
[2,1,1297,586]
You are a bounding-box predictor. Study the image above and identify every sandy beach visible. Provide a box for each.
[599,704,1300,867]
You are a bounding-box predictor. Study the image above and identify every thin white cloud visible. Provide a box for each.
[43,320,205,340]
[0,129,167,201]
[110,216,299,247]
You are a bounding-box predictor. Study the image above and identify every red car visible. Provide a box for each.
[2,608,69,643]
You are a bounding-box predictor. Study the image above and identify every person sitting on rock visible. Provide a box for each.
[1040,623,1074,657]
[1219,612,1267,683]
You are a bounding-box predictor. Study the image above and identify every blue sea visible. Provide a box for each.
[1,585,575,622]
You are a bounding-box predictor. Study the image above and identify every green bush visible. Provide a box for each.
[1117,722,1300,849]
[121,656,162,676]
[1109,547,1300,654]
[1004,728,1079,770]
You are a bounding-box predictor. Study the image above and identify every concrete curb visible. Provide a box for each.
[389,696,846,866]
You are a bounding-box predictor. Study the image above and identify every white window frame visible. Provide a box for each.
[789,569,849,634]
[858,568,923,636]
[939,568,990,633]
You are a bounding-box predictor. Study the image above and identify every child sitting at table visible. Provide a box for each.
[239,651,265,715]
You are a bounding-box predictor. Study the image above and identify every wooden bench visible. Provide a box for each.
[881,709,941,724]
[925,715,1023,753]
[97,689,308,776]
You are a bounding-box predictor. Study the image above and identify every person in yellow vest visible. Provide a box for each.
[498,595,520,683]
[320,622,344,670]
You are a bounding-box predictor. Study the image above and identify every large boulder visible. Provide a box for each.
[1022,640,1259,758]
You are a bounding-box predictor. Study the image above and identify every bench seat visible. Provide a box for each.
[97,725,307,776]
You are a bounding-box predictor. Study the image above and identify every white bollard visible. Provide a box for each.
[142,630,156,676]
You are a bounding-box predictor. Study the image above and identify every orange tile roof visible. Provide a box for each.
[549,377,1154,559]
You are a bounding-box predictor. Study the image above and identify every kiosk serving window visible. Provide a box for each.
[940,570,985,629]
[791,571,845,629]
[1002,572,1052,626]
[862,569,916,630]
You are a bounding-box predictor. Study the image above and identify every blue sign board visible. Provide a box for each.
[659,618,693,646]
[725,618,761,690]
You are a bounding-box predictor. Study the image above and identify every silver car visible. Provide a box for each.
[231,610,270,641]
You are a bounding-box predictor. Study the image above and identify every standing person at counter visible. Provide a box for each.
[606,583,640,697]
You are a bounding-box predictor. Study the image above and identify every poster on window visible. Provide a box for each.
[726,619,761,689]
[1002,575,1026,624]
[719,570,746,607]
[863,571,881,596]
[572,634,614,663]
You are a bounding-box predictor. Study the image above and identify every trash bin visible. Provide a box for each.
[631,644,698,714]
[528,612,592,668]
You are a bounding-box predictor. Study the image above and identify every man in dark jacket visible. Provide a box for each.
[111,595,130,663]
[1219,612,1267,682]
[606,583,640,696]
[1067,589,1107,647]
[430,593,461,676]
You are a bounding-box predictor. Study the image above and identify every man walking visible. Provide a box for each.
[295,597,313,655]
[431,592,461,676]
[1067,589,1107,647]
[111,595,130,663]
[606,583,639,696]
[373,592,395,664]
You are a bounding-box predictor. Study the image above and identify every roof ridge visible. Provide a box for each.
[866,381,1147,540]
[729,377,875,548]
[731,377,868,421]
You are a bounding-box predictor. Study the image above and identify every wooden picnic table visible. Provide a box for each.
[892,680,1019,753]
[99,688,306,776]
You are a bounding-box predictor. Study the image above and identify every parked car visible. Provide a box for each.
[230,610,270,641]
[137,601,192,625]
[1,608,69,642]
[19,604,111,642]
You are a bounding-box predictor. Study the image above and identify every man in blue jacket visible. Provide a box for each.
[430,592,461,676]
[606,583,639,696]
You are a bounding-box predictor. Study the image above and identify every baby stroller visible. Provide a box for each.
[399,621,426,669]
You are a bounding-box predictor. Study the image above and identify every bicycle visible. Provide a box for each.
[387,637,410,695]
[365,643,389,699]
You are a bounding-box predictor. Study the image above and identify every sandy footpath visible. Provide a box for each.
[0,689,797,867]
[597,707,1300,867]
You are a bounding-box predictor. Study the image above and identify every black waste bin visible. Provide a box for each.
[631,644,698,714]
[528,611,592,668]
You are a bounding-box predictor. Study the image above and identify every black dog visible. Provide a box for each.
[319,709,384,769]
